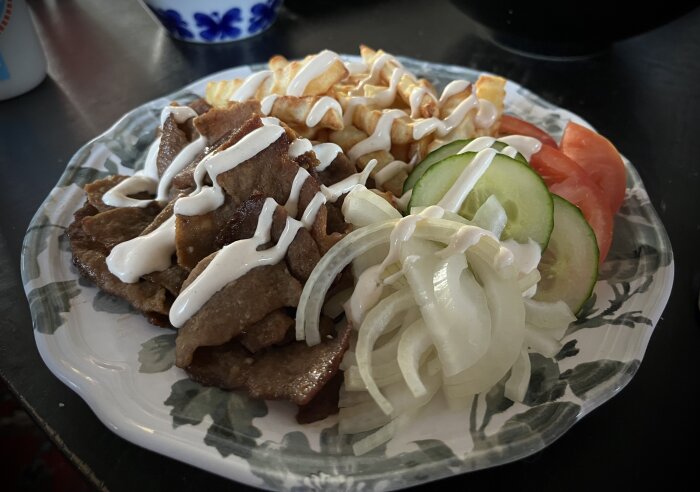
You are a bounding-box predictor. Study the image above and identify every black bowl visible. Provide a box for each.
[451,1,699,58]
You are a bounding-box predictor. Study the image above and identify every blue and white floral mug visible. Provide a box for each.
[142,0,281,43]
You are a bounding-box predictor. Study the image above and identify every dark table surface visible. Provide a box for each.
[2,1,699,490]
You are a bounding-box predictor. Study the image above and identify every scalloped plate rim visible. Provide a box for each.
[20,55,674,490]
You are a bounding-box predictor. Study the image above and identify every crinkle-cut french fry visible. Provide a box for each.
[390,143,411,162]
[333,83,359,98]
[409,137,433,164]
[418,79,437,96]
[329,125,368,153]
[361,151,406,196]
[271,51,349,97]
[382,172,408,197]
[438,86,471,114]
[313,128,331,144]
[427,74,506,151]
[205,75,275,108]
[268,55,289,72]
[398,76,438,119]
[288,123,322,140]
[359,44,377,64]
[438,83,473,119]
[352,106,413,145]
[361,46,439,118]
[372,188,395,204]
[354,149,408,197]
[430,116,478,151]
[475,74,506,129]
[358,150,394,171]
[267,96,344,131]
[205,79,242,108]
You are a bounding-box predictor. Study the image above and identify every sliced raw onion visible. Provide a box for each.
[524,325,562,358]
[433,253,492,372]
[397,318,433,397]
[338,370,441,435]
[504,348,531,402]
[442,254,525,396]
[472,194,507,238]
[352,411,416,456]
[297,218,511,345]
[342,185,401,227]
[355,289,415,415]
[524,298,575,339]
[322,287,353,319]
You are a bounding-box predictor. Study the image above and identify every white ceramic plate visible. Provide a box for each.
[21,57,673,491]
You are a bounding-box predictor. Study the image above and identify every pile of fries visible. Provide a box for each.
[205,46,506,197]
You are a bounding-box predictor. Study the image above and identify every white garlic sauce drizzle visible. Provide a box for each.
[395,189,412,212]
[261,116,281,126]
[312,143,342,171]
[438,80,472,104]
[285,167,310,218]
[160,106,198,126]
[170,158,376,327]
[352,53,394,94]
[373,160,410,188]
[106,215,177,283]
[169,198,303,328]
[229,70,273,102]
[102,173,157,208]
[408,87,436,118]
[288,138,313,159]
[287,50,341,97]
[412,95,480,140]
[437,148,498,213]
[288,140,343,173]
[346,60,368,75]
[342,54,404,126]
[105,108,378,328]
[142,136,162,181]
[342,95,369,126]
[175,124,286,217]
[345,205,445,326]
[347,109,406,162]
[436,225,513,269]
[371,150,420,192]
[260,94,278,115]
[434,134,543,216]
[475,99,498,128]
[156,135,207,201]
[305,96,343,127]
[104,106,202,208]
[496,135,542,161]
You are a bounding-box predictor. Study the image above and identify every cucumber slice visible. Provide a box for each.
[409,153,553,247]
[404,140,469,193]
[403,139,528,193]
[534,195,599,314]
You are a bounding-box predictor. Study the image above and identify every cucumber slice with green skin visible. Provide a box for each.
[534,194,599,314]
[403,139,528,193]
[403,140,469,193]
[409,152,553,248]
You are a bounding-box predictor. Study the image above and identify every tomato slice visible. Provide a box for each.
[530,145,613,263]
[560,122,627,215]
[499,115,559,148]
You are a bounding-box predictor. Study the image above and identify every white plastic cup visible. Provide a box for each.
[0,0,47,100]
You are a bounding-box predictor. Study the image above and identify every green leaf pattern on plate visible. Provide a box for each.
[138,333,176,374]
[165,378,267,459]
[26,281,80,334]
